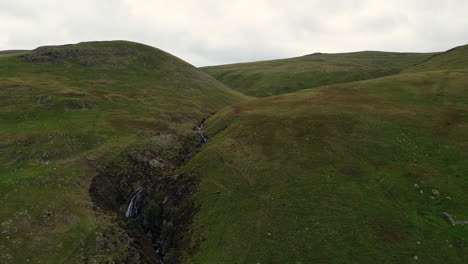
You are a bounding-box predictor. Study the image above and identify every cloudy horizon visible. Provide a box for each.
[1,0,468,66]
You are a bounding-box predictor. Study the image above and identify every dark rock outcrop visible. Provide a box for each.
[442,212,468,226]
[18,44,133,68]
[89,125,207,263]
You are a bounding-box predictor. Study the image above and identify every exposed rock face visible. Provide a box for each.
[149,159,166,169]
[89,131,203,264]
[89,134,196,210]
[442,212,468,226]
[18,44,133,68]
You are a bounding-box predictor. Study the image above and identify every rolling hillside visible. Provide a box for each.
[405,44,468,73]
[1,40,467,264]
[184,47,468,263]
[0,41,247,263]
[202,51,436,97]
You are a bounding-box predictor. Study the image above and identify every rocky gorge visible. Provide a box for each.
[89,120,208,263]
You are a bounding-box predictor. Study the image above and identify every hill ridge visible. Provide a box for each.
[201,51,437,97]
[405,44,468,73]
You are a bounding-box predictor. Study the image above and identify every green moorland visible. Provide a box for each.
[182,47,468,263]
[1,40,467,264]
[201,51,437,97]
[405,44,468,73]
[0,41,248,263]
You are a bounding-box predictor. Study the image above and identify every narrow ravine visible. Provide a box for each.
[90,118,209,263]
[123,119,208,262]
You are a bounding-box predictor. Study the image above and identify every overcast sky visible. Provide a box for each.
[1,0,467,66]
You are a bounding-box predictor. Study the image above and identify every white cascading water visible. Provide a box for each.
[196,122,207,144]
[126,188,145,218]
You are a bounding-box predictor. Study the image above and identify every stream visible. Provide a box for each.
[122,119,208,263]
[195,119,207,145]
[125,188,145,218]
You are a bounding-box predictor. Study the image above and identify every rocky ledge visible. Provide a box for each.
[18,43,133,68]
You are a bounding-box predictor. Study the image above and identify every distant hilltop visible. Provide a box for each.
[303,52,327,56]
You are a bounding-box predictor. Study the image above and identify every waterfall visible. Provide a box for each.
[126,188,145,218]
[196,122,207,145]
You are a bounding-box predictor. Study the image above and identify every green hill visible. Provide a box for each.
[405,44,468,73]
[184,49,468,263]
[0,41,247,263]
[2,40,467,264]
[201,51,437,97]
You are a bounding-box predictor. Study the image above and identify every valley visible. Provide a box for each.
[0,41,467,263]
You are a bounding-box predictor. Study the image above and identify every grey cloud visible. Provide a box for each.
[358,16,408,33]
[0,0,467,66]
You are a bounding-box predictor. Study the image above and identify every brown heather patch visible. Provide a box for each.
[370,221,405,243]
[82,79,116,86]
[292,87,416,116]
[380,227,405,243]
[88,89,131,100]
[167,112,199,123]
[109,116,170,132]
[339,164,364,179]
[232,102,259,115]
[404,165,438,182]
[368,158,388,169]
[433,108,468,136]
[231,95,285,115]
[0,83,33,89]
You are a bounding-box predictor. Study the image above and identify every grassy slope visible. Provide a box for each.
[183,50,468,263]
[405,44,468,73]
[0,50,29,55]
[0,41,247,263]
[202,51,437,97]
